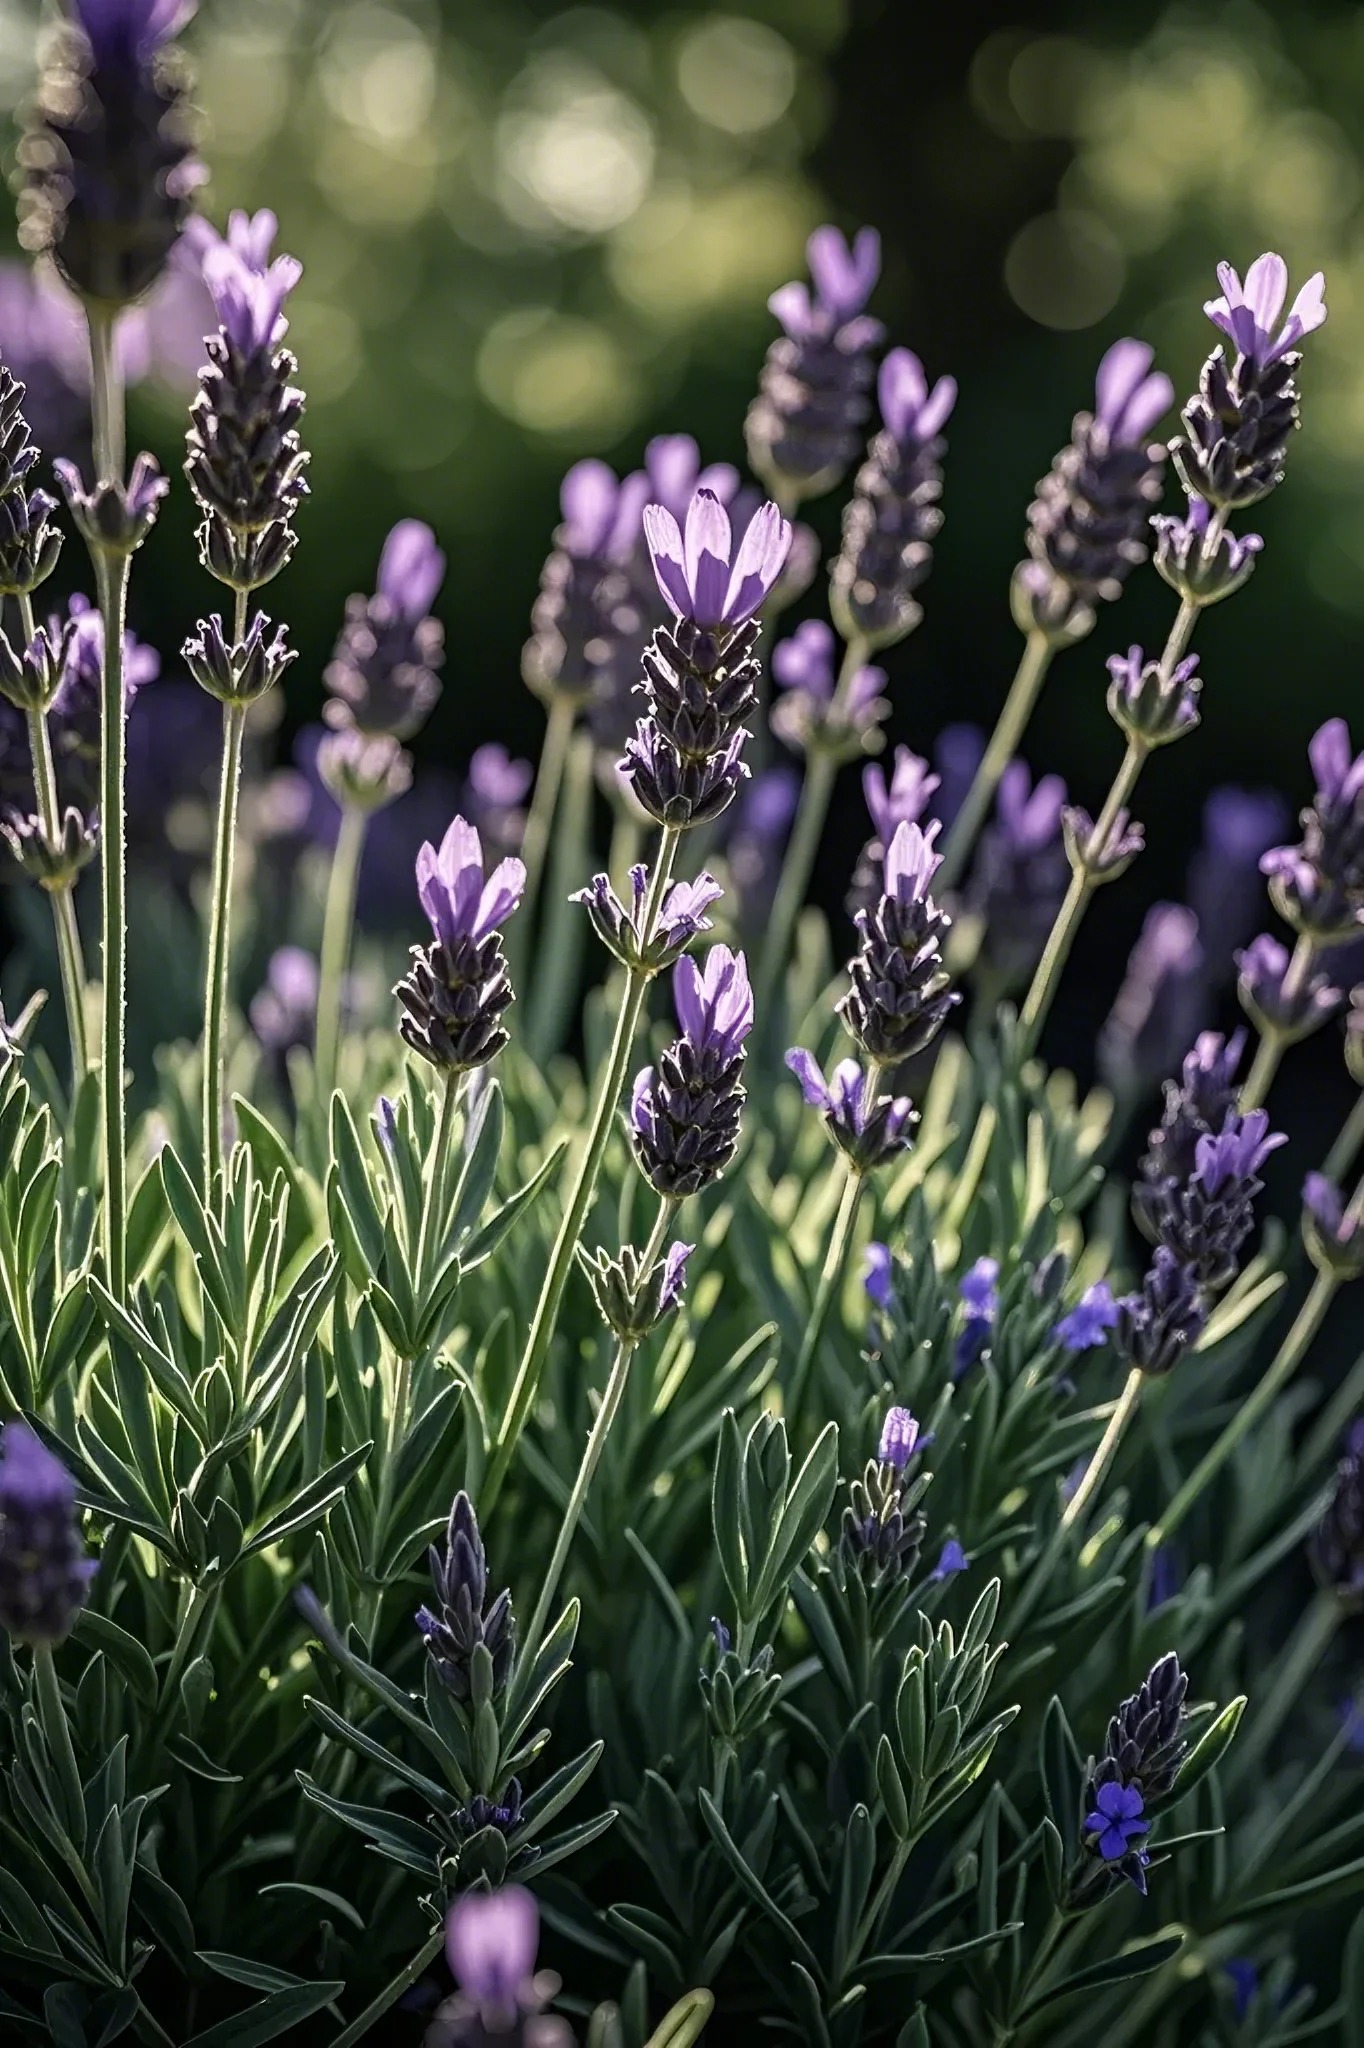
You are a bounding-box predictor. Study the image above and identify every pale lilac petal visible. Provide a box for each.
[1243,253,1288,335]
[768,280,813,337]
[446,1888,539,2007]
[723,500,792,626]
[643,504,690,617]
[416,841,452,941]
[785,1047,829,1109]
[472,857,526,941]
[697,460,740,503]
[658,1240,694,1312]
[1272,270,1328,360]
[683,489,734,627]
[673,953,705,1042]
[645,434,700,517]
[377,519,444,619]
[561,459,619,556]
[1310,718,1352,800]
[1094,338,1153,431]
[631,1065,656,1136]
[918,374,958,441]
[830,1059,868,1126]
[878,348,927,442]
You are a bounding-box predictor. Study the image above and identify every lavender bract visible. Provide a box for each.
[573,863,722,974]
[416,1492,515,1703]
[840,819,958,1064]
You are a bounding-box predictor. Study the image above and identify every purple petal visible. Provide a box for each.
[659,1240,694,1312]
[378,519,444,620]
[631,1066,656,1136]
[673,953,705,1042]
[723,499,793,626]
[471,856,526,941]
[445,1888,539,2007]
[878,348,927,442]
[561,459,620,557]
[768,280,814,338]
[1243,252,1288,336]
[682,489,734,627]
[642,504,691,618]
[785,1047,829,1110]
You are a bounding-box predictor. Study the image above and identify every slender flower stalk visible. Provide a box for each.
[936,630,1052,895]
[91,307,130,1295]
[516,687,575,960]
[789,1157,865,1431]
[314,802,365,1099]
[201,675,246,1187]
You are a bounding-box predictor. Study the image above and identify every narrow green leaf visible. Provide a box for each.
[642,1990,715,2048]
[181,1982,346,2047]
[1019,1933,1185,2018]
[1172,1695,1246,1803]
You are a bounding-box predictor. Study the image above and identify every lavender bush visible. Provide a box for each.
[0,7,1361,2045]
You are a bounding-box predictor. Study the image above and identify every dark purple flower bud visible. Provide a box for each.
[19,0,201,307]
[323,520,446,741]
[1098,903,1206,1101]
[953,1255,998,1376]
[1236,931,1341,1041]
[785,1048,917,1175]
[417,1492,515,1703]
[374,1094,398,1155]
[1106,644,1202,750]
[841,819,958,1063]
[1188,785,1289,977]
[964,761,1069,987]
[572,862,722,973]
[864,1240,893,1310]
[931,1539,970,1581]
[395,818,524,1073]
[832,346,956,651]
[1138,1108,1285,1294]
[1262,719,1364,943]
[0,803,99,889]
[0,615,70,716]
[1173,255,1326,509]
[1062,803,1145,883]
[1302,1172,1364,1282]
[1021,338,1171,635]
[0,368,63,599]
[1151,495,1262,607]
[770,618,888,758]
[877,1404,919,1470]
[1116,1247,1206,1377]
[444,1886,540,2025]
[249,944,318,1057]
[316,726,413,816]
[1137,1027,1246,1192]
[463,744,531,858]
[0,1422,97,1643]
[183,608,295,708]
[1312,1427,1364,1609]
[631,946,752,1197]
[746,224,884,503]
[644,489,792,633]
[185,212,308,596]
[1052,1281,1125,1352]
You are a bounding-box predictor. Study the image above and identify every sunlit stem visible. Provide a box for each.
[936,630,1053,895]
[20,595,89,1080]
[788,1154,866,1434]
[201,607,248,1199]
[314,801,367,1102]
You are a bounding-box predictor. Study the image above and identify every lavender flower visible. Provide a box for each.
[0,367,62,601]
[831,346,957,650]
[840,819,958,1063]
[0,613,68,720]
[416,1492,515,1703]
[573,863,722,973]
[183,609,296,707]
[877,1405,919,1470]
[395,817,525,1073]
[1062,803,1145,885]
[0,1422,97,1643]
[47,593,159,819]
[249,945,319,1059]
[931,1539,970,1581]
[1116,1246,1206,1378]
[1138,1109,1285,1294]
[315,727,413,815]
[1081,1653,1190,1895]
[1262,720,1364,943]
[1018,338,1171,639]
[1053,1281,1124,1352]
[444,1887,539,2020]
[1136,1028,1246,1192]
[746,224,884,502]
[1152,496,1263,608]
[1302,1173,1364,1282]
[1313,1427,1364,1610]
[786,1049,917,1175]
[19,0,201,307]
[580,1237,695,1343]
[864,1240,894,1310]
[1105,644,1201,750]
[1236,932,1342,1041]
[847,746,941,917]
[463,745,532,858]
[324,520,446,741]
[842,1410,926,1588]
[1188,786,1290,976]
[0,802,98,889]
[1174,255,1326,509]
[523,457,646,713]
[1084,1783,1150,1865]
[953,1256,998,1375]
[963,762,1069,987]
[185,210,308,594]
[1098,904,1206,1101]
[631,946,753,1196]
[620,488,791,831]
[770,618,887,757]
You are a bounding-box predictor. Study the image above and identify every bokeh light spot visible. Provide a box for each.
[496,57,655,237]
[1004,210,1125,330]
[677,17,798,135]
[476,309,641,436]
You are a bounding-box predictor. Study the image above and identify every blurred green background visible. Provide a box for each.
[1,0,1360,1109]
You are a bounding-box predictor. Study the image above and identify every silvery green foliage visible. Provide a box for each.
[1,21,1362,2036]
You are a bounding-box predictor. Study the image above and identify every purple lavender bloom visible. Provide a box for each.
[965,762,1069,987]
[877,1405,919,1471]
[621,717,748,832]
[864,1240,894,1310]
[416,818,525,949]
[1263,718,1364,942]
[1062,802,1145,883]
[249,945,318,1057]
[1194,1112,1285,1197]
[842,819,958,1063]
[444,1887,539,2021]
[785,1049,917,1175]
[642,434,738,521]
[71,0,191,62]
[192,208,303,359]
[1106,644,1201,749]
[1174,254,1326,509]
[1224,1961,1259,2023]
[1152,495,1263,607]
[832,346,957,650]
[573,862,723,973]
[631,947,753,1196]
[1099,903,1206,1101]
[560,458,650,562]
[1020,338,1171,634]
[54,447,167,555]
[1236,931,1342,1041]
[865,746,940,842]
[1053,1281,1124,1352]
[524,459,647,713]
[1188,786,1290,978]
[397,820,525,1073]
[1135,1106,1285,1296]
[1302,1171,1364,1280]
[0,1422,97,1643]
[1116,1246,1206,1377]
[930,1539,970,1581]
[462,744,532,859]
[1085,1781,1151,1863]
[323,519,446,742]
[953,1255,998,1375]
[374,1095,398,1156]
[770,618,887,755]
[658,1241,694,1316]
[643,489,792,633]
[747,225,885,502]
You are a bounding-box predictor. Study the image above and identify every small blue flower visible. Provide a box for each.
[864,1240,894,1310]
[1224,1960,1258,2023]
[930,1539,969,1580]
[1052,1279,1126,1352]
[1084,1780,1151,1862]
[952,1256,998,1376]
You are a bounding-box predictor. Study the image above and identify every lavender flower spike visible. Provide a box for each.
[1098,903,1205,1101]
[770,618,887,757]
[746,224,885,502]
[1205,255,1327,368]
[632,946,753,1196]
[396,818,525,1073]
[1262,718,1364,942]
[1106,644,1201,750]
[195,209,303,357]
[1237,932,1342,1043]
[0,1422,97,1643]
[832,345,957,651]
[643,489,792,633]
[1302,1172,1364,1282]
[841,818,958,1063]
[573,862,723,973]
[416,818,526,949]
[445,1886,540,2020]
[786,1048,917,1175]
[323,518,446,743]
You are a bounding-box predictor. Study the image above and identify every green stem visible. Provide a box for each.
[1009,1368,1144,1636]
[937,631,1053,894]
[23,686,89,1081]
[414,1069,460,1294]
[518,1194,675,1670]
[314,802,367,1103]
[327,1929,444,2048]
[32,1641,84,1844]
[942,1099,998,1241]
[483,826,682,1516]
[1018,738,1148,1051]
[517,690,575,952]
[202,691,247,1197]
[788,1158,865,1434]
[1231,1587,1340,1785]
[1149,1269,1338,1550]
[1240,934,1316,1113]
[1324,1089,1364,1184]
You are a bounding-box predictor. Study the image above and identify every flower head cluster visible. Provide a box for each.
[1152,495,1263,608]
[522,456,646,714]
[19,0,201,308]
[846,746,941,916]
[1173,255,1326,510]
[840,1403,928,1589]
[1262,719,1364,944]
[1302,1173,1364,1283]
[1081,1654,1190,1895]
[631,947,753,1197]
[620,487,791,830]
[1236,932,1342,1043]
[840,820,958,1064]
[746,225,884,503]
[831,346,957,650]
[963,762,1069,988]
[786,1050,917,1176]
[316,520,446,813]
[1137,1107,1284,1294]
[416,1492,515,1703]
[184,209,308,594]
[573,863,722,974]
[0,1422,97,1644]
[1106,644,1202,751]
[1017,338,1171,641]
[1312,1422,1364,1610]
[395,817,525,1073]
[1098,903,1205,1102]
[770,618,887,759]
[953,1257,998,1375]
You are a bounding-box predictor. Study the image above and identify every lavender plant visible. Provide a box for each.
[0,8,1362,2045]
